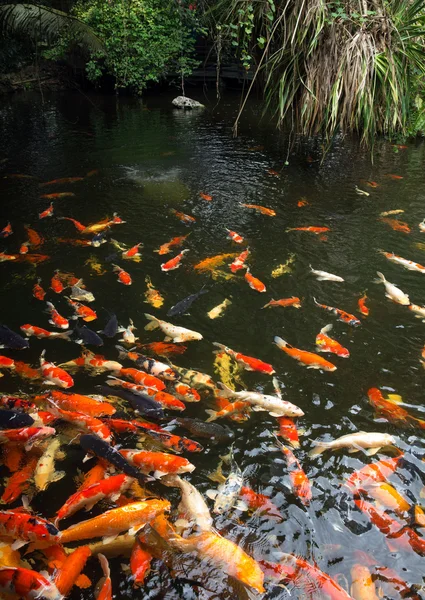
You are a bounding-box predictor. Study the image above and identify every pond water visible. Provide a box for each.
[1,90,425,599]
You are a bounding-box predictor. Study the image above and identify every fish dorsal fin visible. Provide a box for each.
[386,393,403,405]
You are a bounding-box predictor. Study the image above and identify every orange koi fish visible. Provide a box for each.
[3,173,34,179]
[313,298,361,326]
[46,390,115,417]
[386,174,404,180]
[361,482,410,518]
[19,253,50,264]
[40,176,84,186]
[0,510,60,545]
[50,271,64,294]
[297,198,310,207]
[239,485,283,520]
[132,385,186,412]
[78,462,108,491]
[200,192,212,201]
[1,455,38,504]
[171,209,196,224]
[0,222,12,238]
[358,293,369,316]
[244,268,266,292]
[205,400,251,422]
[65,297,97,322]
[274,336,337,371]
[119,367,165,391]
[0,567,62,600]
[261,557,352,599]
[277,417,300,448]
[39,202,54,219]
[0,356,14,369]
[14,361,42,381]
[40,192,75,199]
[226,228,244,244]
[0,427,55,450]
[366,181,379,188]
[96,554,112,600]
[267,169,280,176]
[345,455,403,490]
[122,242,142,260]
[47,402,111,441]
[60,500,170,543]
[54,545,91,596]
[1,444,24,473]
[40,350,74,389]
[194,253,237,273]
[56,475,134,523]
[315,324,349,358]
[367,388,425,429]
[229,248,250,273]
[0,252,17,262]
[139,342,187,356]
[379,217,410,233]
[112,264,132,285]
[173,382,200,402]
[213,342,275,375]
[161,249,189,272]
[155,235,189,255]
[80,350,122,373]
[20,324,71,341]
[276,439,312,505]
[19,241,30,254]
[59,216,86,232]
[263,297,301,309]
[287,226,330,234]
[120,450,194,478]
[24,226,44,248]
[130,541,152,587]
[240,203,276,216]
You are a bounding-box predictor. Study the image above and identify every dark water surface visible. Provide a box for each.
[1,91,425,598]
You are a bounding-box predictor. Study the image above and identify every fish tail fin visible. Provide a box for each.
[98,554,110,579]
[216,382,234,398]
[320,324,333,335]
[205,409,218,422]
[312,297,320,306]
[45,301,54,310]
[115,345,128,359]
[274,336,290,350]
[375,271,386,284]
[308,443,327,457]
[182,249,190,255]
[57,331,73,340]
[161,474,182,488]
[40,349,46,360]
[144,314,159,331]
[262,299,273,309]
[212,342,227,354]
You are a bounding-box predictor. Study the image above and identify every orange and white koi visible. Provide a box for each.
[205,400,251,422]
[200,192,212,201]
[0,252,17,262]
[50,271,64,294]
[239,485,283,520]
[122,243,142,260]
[119,367,165,391]
[20,324,72,341]
[344,455,404,490]
[276,438,312,505]
[115,346,178,380]
[379,250,425,273]
[19,241,30,254]
[313,298,361,326]
[65,297,97,322]
[277,417,300,448]
[96,554,112,600]
[107,377,184,411]
[217,382,304,417]
[120,449,194,478]
[46,401,111,441]
[0,222,12,238]
[117,319,138,344]
[0,427,55,451]
[112,264,132,285]
[161,249,189,272]
[262,297,301,309]
[358,293,369,316]
[0,356,14,369]
[213,342,275,375]
[80,350,122,373]
[274,336,337,371]
[0,567,63,600]
[240,203,276,217]
[367,387,425,429]
[315,324,349,358]
[286,226,330,234]
[226,229,244,244]
[0,510,60,546]
[171,209,196,224]
[379,217,410,233]
[40,350,74,388]
[59,500,170,543]
[155,235,190,255]
[32,279,46,301]
[297,198,310,207]
[56,474,134,523]
[229,248,249,273]
[173,382,200,402]
[244,268,266,292]
[45,390,115,417]
[39,203,54,219]
[130,541,152,587]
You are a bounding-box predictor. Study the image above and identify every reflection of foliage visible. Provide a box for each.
[73,0,200,93]
[206,0,425,143]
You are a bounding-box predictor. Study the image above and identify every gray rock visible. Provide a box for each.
[172,96,204,109]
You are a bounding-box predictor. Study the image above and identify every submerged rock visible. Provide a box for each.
[172,96,204,109]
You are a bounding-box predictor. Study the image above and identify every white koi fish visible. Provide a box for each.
[310,266,344,282]
[144,314,203,343]
[374,272,410,305]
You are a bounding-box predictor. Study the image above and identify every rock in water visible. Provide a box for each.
[172,96,204,109]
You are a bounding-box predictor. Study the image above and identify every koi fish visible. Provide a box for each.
[34,438,65,492]
[47,401,111,441]
[171,209,196,224]
[379,217,410,233]
[213,342,275,375]
[362,482,410,518]
[40,177,84,186]
[70,279,95,303]
[344,455,404,490]
[239,485,283,520]
[367,387,425,429]
[117,319,138,345]
[205,400,251,422]
[24,226,44,248]
[20,324,72,341]
[262,297,301,309]
[194,253,238,272]
[267,169,280,176]
[155,235,190,255]
[59,500,170,543]
[54,546,92,596]
[217,382,304,417]
[0,567,63,600]
[144,276,164,308]
[140,342,187,356]
[161,249,189,272]
[244,267,266,292]
[310,265,344,282]
[59,216,86,232]
[80,350,122,373]
[206,450,245,513]
[0,510,60,546]
[1,454,38,504]
[39,203,54,219]
[274,336,337,371]
[19,241,30,254]
[297,198,309,207]
[65,297,97,322]
[240,203,276,217]
[112,264,132,285]
[46,390,115,417]
[169,364,214,390]
[230,248,250,273]
[120,449,194,478]
[207,298,232,319]
[122,242,142,260]
[358,293,369,316]
[81,214,125,236]
[173,383,200,402]
[309,431,396,457]
[96,554,112,600]
[200,192,212,201]
[277,417,300,448]
[0,356,14,369]
[144,313,202,342]
[226,229,244,244]
[130,542,152,588]
[386,174,404,180]
[374,271,410,305]
[50,271,64,294]
[313,298,361,326]
[380,209,404,216]
[119,367,165,391]
[419,219,425,233]
[271,253,296,278]
[287,226,330,234]
[31,280,44,302]
[379,250,425,273]
[56,475,134,523]
[40,350,74,388]
[410,303,425,321]
[0,222,12,238]
[14,362,41,381]
[162,474,212,531]
[40,192,75,199]
[276,438,312,505]
[116,347,178,380]
[315,324,349,358]
[167,287,208,317]
[0,252,17,262]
